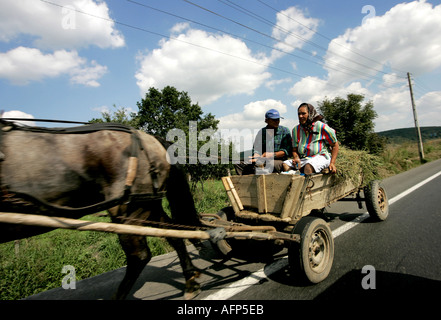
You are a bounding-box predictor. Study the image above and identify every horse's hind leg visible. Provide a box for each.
[164,164,202,299]
[165,235,201,300]
[145,198,201,300]
[166,164,201,227]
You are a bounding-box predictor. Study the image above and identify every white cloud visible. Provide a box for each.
[415,91,441,127]
[244,99,287,121]
[0,46,107,86]
[135,6,319,106]
[219,99,288,128]
[0,0,122,87]
[69,60,108,87]
[325,0,441,85]
[93,105,112,115]
[136,28,271,105]
[1,110,36,126]
[217,99,294,151]
[372,85,414,131]
[0,0,124,50]
[381,73,407,88]
[170,22,191,34]
[270,6,320,61]
[265,77,292,90]
[288,1,441,132]
[289,76,370,108]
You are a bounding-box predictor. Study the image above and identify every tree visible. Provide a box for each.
[89,105,138,127]
[136,86,218,139]
[90,86,230,189]
[318,94,385,154]
[136,86,226,189]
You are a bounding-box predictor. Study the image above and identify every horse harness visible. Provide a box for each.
[0,119,166,215]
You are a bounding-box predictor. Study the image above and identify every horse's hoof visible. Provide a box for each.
[184,272,201,300]
[184,287,201,300]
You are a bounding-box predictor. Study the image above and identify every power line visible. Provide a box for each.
[40,0,338,87]
[182,0,406,86]
[40,0,410,92]
[127,0,396,85]
[223,0,408,82]
[255,0,408,77]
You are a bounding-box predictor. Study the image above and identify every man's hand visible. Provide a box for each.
[261,152,274,159]
[249,153,261,163]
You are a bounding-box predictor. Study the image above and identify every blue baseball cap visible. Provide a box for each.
[265,109,284,119]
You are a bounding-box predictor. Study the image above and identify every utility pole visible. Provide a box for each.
[407,72,425,163]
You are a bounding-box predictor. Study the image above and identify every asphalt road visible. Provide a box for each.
[26,158,441,305]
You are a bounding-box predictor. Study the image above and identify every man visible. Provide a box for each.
[235,109,292,175]
[283,103,339,175]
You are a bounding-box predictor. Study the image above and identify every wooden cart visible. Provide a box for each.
[201,172,389,284]
[0,172,389,285]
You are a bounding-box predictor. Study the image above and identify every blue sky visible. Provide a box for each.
[1,0,440,149]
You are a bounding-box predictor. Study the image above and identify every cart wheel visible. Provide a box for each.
[288,216,334,284]
[210,207,234,256]
[364,180,389,221]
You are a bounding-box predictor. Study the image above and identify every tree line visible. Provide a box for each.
[90,86,232,190]
[91,86,386,187]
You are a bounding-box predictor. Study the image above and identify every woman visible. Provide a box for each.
[283,103,339,175]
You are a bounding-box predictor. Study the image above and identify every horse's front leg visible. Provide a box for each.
[112,233,151,300]
[166,236,201,300]
[109,204,155,300]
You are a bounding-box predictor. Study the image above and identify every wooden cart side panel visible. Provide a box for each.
[257,175,293,214]
[280,175,305,219]
[228,175,259,209]
[293,175,361,220]
[226,173,362,220]
[230,175,293,214]
[307,173,335,190]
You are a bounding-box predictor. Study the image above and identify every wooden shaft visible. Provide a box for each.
[0,212,211,240]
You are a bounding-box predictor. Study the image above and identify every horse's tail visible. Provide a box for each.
[155,136,201,227]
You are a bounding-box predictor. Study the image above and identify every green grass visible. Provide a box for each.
[0,215,127,300]
[192,179,229,214]
[0,180,228,300]
[379,138,441,175]
[1,139,440,300]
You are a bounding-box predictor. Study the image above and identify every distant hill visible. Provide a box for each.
[377,126,441,143]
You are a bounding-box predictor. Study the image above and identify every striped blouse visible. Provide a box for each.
[292,121,338,160]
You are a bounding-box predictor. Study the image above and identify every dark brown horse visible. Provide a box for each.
[0,120,202,299]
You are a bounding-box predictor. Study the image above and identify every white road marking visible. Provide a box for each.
[388,170,441,205]
[203,170,441,300]
[203,257,289,300]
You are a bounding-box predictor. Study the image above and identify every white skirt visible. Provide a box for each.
[283,155,331,173]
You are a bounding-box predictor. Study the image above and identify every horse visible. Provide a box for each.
[0,120,202,300]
